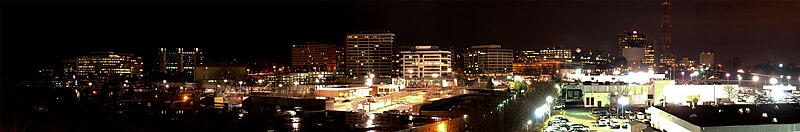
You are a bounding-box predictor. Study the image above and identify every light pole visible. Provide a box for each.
[786,76,792,86]
[737,75,742,86]
[726,73,731,81]
[753,76,760,87]
[681,72,685,83]
[618,96,629,116]
[770,78,778,86]
[546,96,554,116]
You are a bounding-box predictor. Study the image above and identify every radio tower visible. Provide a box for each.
[659,0,676,75]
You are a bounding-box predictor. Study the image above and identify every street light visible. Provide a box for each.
[753,76,760,87]
[788,76,793,86]
[726,73,731,80]
[546,96,554,104]
[681,72,685,81]
[738,75,743,86]
[770,78,778,85]
[618,96,629,115]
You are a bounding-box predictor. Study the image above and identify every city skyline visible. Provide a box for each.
[3,1,800,132]
[3,1,799,76]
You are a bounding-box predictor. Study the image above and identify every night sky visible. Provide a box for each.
[2,1,799,77]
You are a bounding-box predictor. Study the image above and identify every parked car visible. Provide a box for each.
[636,112,646,119]
[570,124,589,131]
[545,126,560,132]
[554,103,566,109]
[597,119,608,126]
[599,111,609,118]
[591,108,600,114]
[609,119,621,129]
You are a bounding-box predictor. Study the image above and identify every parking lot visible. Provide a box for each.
[543,107,650,132]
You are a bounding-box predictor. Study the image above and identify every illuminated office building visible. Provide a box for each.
[540,46,573,63]
[292,42,341,72]
[345,31,396,78]
[400,46,452,78]
[159,48,203,76]
[71,52,142,83]
[618,30,655,71]
[700,51,714,66]
[464,45,513,77]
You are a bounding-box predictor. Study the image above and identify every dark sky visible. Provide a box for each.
[2,1,799,76]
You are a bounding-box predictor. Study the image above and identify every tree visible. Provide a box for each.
[723,85,738,103]
[486,79,495,89]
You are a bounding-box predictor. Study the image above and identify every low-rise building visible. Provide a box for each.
[194,64,247,83]
[648,104,800,132]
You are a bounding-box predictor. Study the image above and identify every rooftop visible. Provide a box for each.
[656,104,800,127]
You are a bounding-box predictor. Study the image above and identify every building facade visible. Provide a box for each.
[700,51,714,66]
[464,45,513,77]
[573,48,613,74]
[71,52,142,83]
[158,48,204,77]
[618,30,656,71]
[193,64,246,83]
[292,42,341,72]
[345,31,397,78]
[540,46,573,63]
[400,46,452,78]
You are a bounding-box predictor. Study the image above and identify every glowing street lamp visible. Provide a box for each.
[738,75,743,86]
[788,76,792,86]
[546,96,554,104]
[618,96,629,115]
[770,78,778,85]
[725,73,731,80]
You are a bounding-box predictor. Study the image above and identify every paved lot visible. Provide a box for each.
[545,107,647,132]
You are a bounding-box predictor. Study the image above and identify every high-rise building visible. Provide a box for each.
[679,57,696,68]
[158,48,204,76]
[658,0,677,73]
[464,45,513,77]
[514,49,543,63]
[292,42,341,72]
[71,52,142,83]
[540,46,573,63]
[400,46,452,78]
[618,30,656,71]
[345,31,396,78]
[446,47,465,77]
[700,51,714,66]
[573,48,613,74]
[513,49,560,80]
